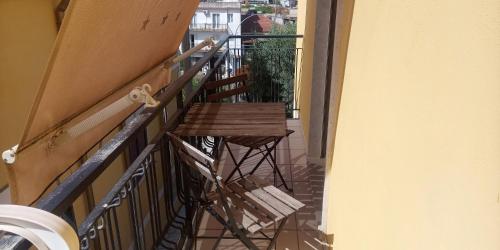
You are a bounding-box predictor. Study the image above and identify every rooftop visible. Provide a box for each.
[242,14,274,33]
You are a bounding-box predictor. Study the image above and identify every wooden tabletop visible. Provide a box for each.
[173,103,286,137]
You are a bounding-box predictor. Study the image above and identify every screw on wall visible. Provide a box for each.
[161,15,169,25]
[141,17,150,30]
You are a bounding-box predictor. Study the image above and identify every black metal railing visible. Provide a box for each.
[0,34,303,249]
[227,35,303,118]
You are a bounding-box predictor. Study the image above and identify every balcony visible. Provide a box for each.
[0,35,328,249]
[190,23,228,32]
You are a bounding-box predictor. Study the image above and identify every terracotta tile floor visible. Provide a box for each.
[195,120,328,250]
[0,187,10,204]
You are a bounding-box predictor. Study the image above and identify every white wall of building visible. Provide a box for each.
[190,1,241,53]
[188,1,242,76]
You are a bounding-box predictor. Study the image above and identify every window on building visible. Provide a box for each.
[212,14,220,28]
[228,13,233,23]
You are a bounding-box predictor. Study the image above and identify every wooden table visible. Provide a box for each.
[173,103,286,137]
[173,102,291,190]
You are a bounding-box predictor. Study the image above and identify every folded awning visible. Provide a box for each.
[7,0,199,205]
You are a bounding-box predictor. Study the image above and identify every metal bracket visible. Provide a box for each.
[165,36,215,68]
[2,144,19,165]
[128,84,159,108]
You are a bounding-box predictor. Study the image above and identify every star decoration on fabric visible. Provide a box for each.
[141,17,150,30]
[161,15,169,25]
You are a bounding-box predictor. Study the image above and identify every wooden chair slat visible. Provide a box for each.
[177,150,216,182]
[245,176,303,211]
[251,189,295,216]
[207,85,250,102]
[235,65,249,75]
[212,201,262,234]
[223,190,274,225]
[227,183,284,221]
[238,179,295,215]
[205,74,247,90]
[166,132,214,167]
[263,186,305,211]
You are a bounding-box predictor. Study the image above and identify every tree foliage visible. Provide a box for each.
[246,23,297,115]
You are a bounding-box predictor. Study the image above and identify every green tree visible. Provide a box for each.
[246,23,297,116]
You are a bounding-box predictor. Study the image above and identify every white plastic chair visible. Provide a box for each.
[0,205,79,250]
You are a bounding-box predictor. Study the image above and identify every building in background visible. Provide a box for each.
[189,0,241,71]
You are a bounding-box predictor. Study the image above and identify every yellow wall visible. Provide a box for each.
[296,0,316,145]
[0,0,58,189]
[324,0,500,249]
[320,0,354,241]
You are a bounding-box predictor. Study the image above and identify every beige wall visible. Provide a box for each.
[295,0,316,145]
[0,0,58,189]
[320,0,354,240]
[324,0,500,249]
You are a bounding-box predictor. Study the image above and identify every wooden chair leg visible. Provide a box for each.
[264,144,291,191]
[212,228,227,250]
[224,143,253,183]
[247,137,292,191]
[248,138,283,175]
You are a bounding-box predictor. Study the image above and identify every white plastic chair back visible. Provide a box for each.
[0,205,79,250]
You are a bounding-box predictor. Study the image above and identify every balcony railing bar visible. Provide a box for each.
[227,36,303,117]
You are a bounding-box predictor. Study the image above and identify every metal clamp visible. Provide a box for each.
[128,84,159,108]
[165,36,215,67]
[2,144,19,165]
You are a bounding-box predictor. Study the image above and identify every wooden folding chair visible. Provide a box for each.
[166,132,304,250]
[205,72,250,102]
[224,129,295,191]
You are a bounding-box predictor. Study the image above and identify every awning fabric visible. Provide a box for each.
[7,0,199,205]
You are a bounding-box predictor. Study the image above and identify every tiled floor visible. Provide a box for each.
[195,120,328,250]
[0,187,10,204]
